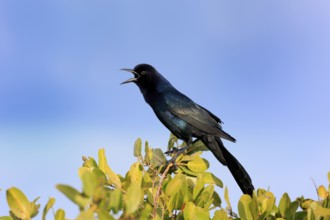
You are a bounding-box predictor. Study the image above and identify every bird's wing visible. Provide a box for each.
[197,104,223,124]
[165,92,236,142]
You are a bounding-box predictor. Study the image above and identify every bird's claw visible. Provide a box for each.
[165,147,179,155]
[165,146,189,170]
[165,146,188,156]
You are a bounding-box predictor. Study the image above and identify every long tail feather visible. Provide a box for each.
[201,136,254,196]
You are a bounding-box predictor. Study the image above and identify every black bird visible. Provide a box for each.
[121,63,254,196]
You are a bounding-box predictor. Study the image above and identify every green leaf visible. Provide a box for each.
[146,188,154,205]
[307,208,316,220]
[182,176,193,201]
[144,143,152,164]
[257,188,266,196]
[278,193,291,217]
[0,217,13,220]
[238,194,253,220]
[301,198,313,210]
[309,201,330,218]
[56,184,90,209]
[134,138,142,157]
[82,156,98,168]
[318,185,329,199]
[125,184,143,214]
[79,167,107,197]
[181,152,202,162]
[196,185,214,208]
[92,186,108,204]
[30,197,40,218]
[167,190,185,212]
[259,191,275,217]
[179,166,199,176]
[187,140,209,155]
[248,195,258,220]
[213,210,229,220]
[140,203,153,220]
[183,202,210,220]
[193,176,204,200]
[165,174,183,196]
[98,148,122,188]
[212,191,222,207]
[201,172,223,188]
[42,197,55,220]
[129,162,143,186]
[54,209,65,220]
[142,172,152,188]
[151,148,166,167]
[167,133,178,150]
[109,189,123,214]
[187,157,209,172]
[224,186,231,208]
[295,211,307,220]
[97,210,115,220]
[285,201,299,217]
[76,208,95,220]
[323,195,330,209]
[6,187,35,220]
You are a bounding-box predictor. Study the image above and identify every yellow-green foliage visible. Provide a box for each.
[1,135,330,220]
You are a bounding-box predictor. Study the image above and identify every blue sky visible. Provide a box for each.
[1,1,330,217]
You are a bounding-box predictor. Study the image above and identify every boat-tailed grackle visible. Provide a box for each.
[121,63,254,196]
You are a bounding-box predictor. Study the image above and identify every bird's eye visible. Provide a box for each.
[141,71,146,76]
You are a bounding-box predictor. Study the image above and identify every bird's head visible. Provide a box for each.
[121,63,168,95]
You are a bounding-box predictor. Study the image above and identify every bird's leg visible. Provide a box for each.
[166,138,197,168]
[165,138,199,155]
[166,146,188,169]
[164,146,188,155]
[165,146,188,164]
[169,146,189,160]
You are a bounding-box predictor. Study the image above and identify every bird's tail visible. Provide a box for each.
[201,136,254,196]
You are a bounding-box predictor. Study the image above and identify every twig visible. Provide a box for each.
[153,162,173,218]
[311,177,319,200]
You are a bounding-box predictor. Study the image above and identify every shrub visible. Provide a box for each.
[1,135,330,220]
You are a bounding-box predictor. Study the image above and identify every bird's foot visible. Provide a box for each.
[164,147,178,155]
[165,146,189,169]
[165,146,188,156]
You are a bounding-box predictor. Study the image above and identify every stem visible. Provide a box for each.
[153,162,173,218]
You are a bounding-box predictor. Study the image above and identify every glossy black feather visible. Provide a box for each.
[163,91,236,142]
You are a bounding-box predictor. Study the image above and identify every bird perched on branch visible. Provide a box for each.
[121,63,254,196]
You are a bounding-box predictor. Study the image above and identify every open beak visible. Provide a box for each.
[120,68,139,84]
